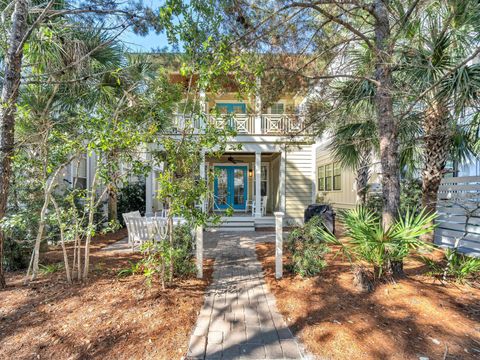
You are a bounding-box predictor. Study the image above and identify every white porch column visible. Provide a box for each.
[254,77,262,134]
[199,88,207,131]
[255,150,262,217]
[279,150,286,213]
[274,212,284,279]
[145,150,153,216]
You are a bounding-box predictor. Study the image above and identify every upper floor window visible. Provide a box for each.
[270,103,284,114]
[72,156,87,189]
[216,103,246,114]
[317,162,341,191]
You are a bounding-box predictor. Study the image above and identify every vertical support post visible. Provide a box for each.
[196,149,205,278]
[274,212,284,279]
[196,225,203,279]
[255,150,262,217]
[199,88,207,131]
[254,77,262,134]
[279,150,286,213]
[145,149,153,216]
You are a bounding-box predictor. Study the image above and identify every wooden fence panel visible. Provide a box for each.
[435,176,480,257]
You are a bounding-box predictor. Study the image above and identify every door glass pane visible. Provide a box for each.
[233,168,245,205]
[217,168,228,206]
[232,104,246,114]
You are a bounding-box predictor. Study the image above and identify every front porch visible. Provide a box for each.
[143,150,287,230]
[205,152,284,218]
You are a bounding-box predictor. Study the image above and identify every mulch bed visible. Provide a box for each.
[256,242,480,360]
[0,229,212,360]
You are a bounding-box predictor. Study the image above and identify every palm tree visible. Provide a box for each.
[329,120,378,205]
[401,1,480,240]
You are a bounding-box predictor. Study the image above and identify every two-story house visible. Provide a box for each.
[142,72,317,230]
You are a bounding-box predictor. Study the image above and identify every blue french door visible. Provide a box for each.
[214,166,248,210]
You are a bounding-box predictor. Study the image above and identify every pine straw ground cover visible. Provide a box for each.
[0,228,213,360]
[256,242,480,360]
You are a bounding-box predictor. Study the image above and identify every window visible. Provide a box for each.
[270,103,284,114]
[325,164,332,191]
[333,162,342,190]
[216,103,246,114]
[318,162,342,192]
[253,164,269,197]
[72,156,87,189]
[317,166,325,191]
[261,165,268,196]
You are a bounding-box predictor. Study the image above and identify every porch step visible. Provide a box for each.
[207,216,255,232]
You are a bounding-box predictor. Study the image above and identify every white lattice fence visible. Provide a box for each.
[435,176,480,257]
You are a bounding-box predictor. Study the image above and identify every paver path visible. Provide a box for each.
[187,232,304,359]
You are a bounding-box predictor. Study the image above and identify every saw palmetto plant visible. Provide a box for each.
[320,207,436,279]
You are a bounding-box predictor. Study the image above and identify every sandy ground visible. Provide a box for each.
[0,229,212,360]
[256,242,480,360]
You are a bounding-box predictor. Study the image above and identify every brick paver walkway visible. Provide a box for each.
[187,232,304,359]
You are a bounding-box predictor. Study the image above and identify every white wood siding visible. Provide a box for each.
[285,145,313,223]
[315,147,357,210]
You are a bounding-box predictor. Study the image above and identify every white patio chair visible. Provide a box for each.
[126,216,151,251]
[122,211,142,247]
[155,207,169,219]
[151,215,168,243]
[251,196,268,216]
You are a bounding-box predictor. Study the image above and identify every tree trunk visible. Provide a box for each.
[107,184,118,222]
[356,151,371,205]
[29,192,50,281]
[373,0,400,230]
[107,152,118,222]
[421,102,450,242]
[83,173,98,280]
[0,0,29,288]
[51,197,72,283]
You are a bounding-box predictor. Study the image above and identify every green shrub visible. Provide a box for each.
[290,242,328,277]
[137,224,196,287]
[320,207,436,279]
[0,210,38,270]
[39,262,64,275]
[117,261,143,277]
[421,249,480,283]
[117,181,146,225]
[286,216,329,277]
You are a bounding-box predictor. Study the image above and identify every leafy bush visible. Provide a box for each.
[290,243,328,277]
[286,216,329,277]
[0,210,39,270]
[320,207,436,279]
[39,262,64,275]
[421,249,480,283]
[137,224,196,287]
[117,180,146,225]
[117,260,143,277]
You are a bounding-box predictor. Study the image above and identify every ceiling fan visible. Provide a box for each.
[227,156,238,164]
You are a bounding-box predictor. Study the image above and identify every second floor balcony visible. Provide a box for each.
[170,113,312,136]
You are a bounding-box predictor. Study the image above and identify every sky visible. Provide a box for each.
[119,0,173,53]
[121,30,171,53]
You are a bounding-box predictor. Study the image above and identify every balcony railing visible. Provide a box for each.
[170,113,310,135]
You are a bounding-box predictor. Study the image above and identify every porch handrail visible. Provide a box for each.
[170,112,309,135]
